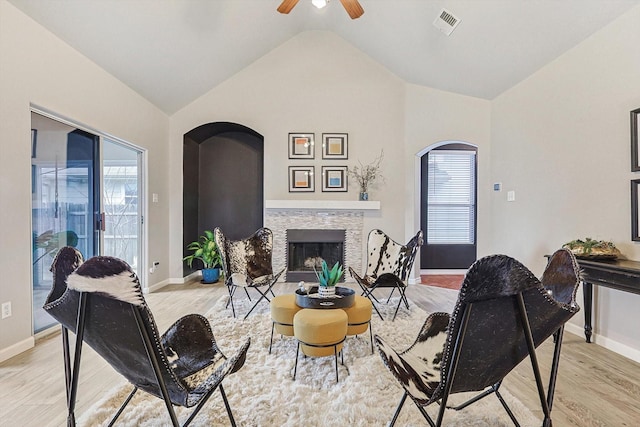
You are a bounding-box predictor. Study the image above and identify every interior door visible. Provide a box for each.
[421,143,477,270]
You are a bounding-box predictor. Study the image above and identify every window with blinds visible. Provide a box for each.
[426,149,476,244]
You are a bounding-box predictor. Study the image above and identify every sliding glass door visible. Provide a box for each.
[31,111,144,333]
[31,112,99,333]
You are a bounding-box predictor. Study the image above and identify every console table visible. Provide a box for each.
[576,258,640,343]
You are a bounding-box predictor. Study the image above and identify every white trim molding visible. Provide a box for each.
[0,337,35,363]
[266,200,380,210]
[564,323,640,364]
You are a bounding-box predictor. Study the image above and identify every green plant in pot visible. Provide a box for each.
[183,230,222,284]
[314,260,344,297]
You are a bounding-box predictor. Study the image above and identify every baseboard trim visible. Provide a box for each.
[420,269,467,275]
[0,337,35,363]
[147,271,203,292]
[564,323,640,363]
[146,279,171,293]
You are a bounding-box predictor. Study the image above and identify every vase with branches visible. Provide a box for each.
[349,150,384,200]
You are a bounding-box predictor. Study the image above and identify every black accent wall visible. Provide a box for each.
[183,122,264,276]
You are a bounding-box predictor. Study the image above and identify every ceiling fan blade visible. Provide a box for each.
[277,0,301,14]
[339,0,364,19]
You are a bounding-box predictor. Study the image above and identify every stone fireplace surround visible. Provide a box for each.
[264,200,380,282]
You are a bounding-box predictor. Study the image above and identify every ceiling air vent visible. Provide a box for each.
[433,8,460,36]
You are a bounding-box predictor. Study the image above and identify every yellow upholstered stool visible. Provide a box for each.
[293,308,348,382]
[343,295,374,354]
[269,294,302,354]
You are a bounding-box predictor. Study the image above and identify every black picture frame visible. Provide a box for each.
[321,166,348,192]
[322,133,348,159]
[288,133,315,159]
[632,179,640,241]
[632,108,640,172]
[288,166,314,192]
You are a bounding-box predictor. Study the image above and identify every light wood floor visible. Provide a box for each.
[1,280,639,426]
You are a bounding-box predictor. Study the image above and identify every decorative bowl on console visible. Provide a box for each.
[562,238,621,260]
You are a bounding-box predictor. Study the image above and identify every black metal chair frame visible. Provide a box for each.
[359,274,410,321]
[378,249,581,427]
[225,279,279,320]
[349,229,423,321]
[293,337,346,383]
[60,292,238,427]
[215,227,284,320]
[388,292,566,427]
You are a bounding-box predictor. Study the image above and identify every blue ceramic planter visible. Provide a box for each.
[201,268,220,284]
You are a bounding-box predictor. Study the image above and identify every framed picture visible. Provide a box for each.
[321,166,348,192]
[288,133,315,159]
[632,108,640,171]
[322,133,348,159]
[288,166,314,192]
[633,179,640,241]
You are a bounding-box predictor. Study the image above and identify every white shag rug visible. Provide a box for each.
[79,294,540,426]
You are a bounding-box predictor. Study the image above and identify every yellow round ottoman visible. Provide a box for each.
[293,308,348,382]
[269,294,302,354]
[343,295,374,354]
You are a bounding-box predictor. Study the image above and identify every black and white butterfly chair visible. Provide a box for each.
[43,247,250,427]
[375,249,581,427]
[214,227,285,320]
[349,229,423,321]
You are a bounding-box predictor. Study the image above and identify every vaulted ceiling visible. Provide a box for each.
[8,0,640,114]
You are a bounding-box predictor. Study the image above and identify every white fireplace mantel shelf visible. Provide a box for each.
[265,199,380,210]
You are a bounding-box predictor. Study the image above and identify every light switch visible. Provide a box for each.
[507,190,515,202]
[152,193,159,203]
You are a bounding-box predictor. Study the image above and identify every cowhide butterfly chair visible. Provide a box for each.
[214,227,285,320]
[349,229,423,321]
[375,249,581,427]
[43,247,250,427]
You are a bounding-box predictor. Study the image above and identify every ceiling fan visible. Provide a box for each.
[277,0,364,20]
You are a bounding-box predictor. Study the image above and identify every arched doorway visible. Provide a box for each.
[183,122,264,276]
[420,141,477,270]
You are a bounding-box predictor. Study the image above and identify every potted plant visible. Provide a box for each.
[348,150,384,200]
[314,260,344,297]
[183,230,222,283]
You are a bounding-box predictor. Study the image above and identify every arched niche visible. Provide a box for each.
[183,122,264,276]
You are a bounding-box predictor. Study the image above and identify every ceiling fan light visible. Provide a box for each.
[312,0,328,9]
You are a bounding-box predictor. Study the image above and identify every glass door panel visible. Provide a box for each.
[101,138,143,278]
[31,112,98,333]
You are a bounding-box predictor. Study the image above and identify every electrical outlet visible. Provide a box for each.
[1,302,11,319]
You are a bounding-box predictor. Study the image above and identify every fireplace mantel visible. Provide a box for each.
[265,200,380,210]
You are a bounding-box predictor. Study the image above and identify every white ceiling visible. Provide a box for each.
[8,0,640,114]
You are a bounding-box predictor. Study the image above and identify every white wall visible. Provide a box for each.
[169,31,407,280]
[491,4,640,360]
[169,31,492,283]
[0,1,170,361]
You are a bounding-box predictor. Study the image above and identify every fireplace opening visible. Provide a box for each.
[286,229,346,282]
